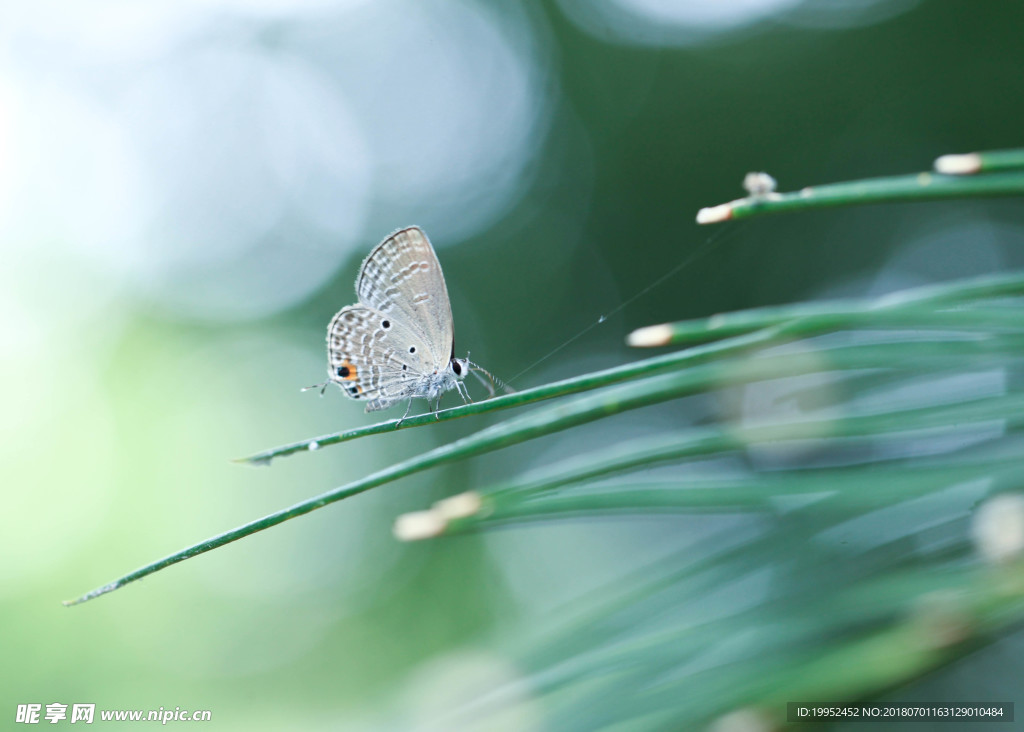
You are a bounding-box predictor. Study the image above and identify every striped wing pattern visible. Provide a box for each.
[355,226,454,368]
[327,305,437,411]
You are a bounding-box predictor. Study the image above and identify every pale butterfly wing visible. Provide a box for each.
[355,226,455,368]
[328,305,438,411]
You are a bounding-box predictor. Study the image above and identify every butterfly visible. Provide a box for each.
[320,226,501,422]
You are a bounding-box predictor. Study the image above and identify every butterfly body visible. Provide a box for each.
[326,226,473,417]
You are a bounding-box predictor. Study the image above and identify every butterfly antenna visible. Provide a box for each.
[301,381,330,397]
[468,367,494,397]
[468,360,514,396]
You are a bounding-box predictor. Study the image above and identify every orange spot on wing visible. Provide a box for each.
[339,360,358,381]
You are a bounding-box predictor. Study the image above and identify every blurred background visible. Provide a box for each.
[3,0,1024,728]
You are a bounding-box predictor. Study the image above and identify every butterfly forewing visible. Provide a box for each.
[327,305,437,411]
[355,226,455,368]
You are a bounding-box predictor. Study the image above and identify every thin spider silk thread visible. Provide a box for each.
[506,221,744,386]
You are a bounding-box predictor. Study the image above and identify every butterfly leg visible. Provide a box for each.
[395,398,414,429]
[433,396,442,420]
[456,379,472,405]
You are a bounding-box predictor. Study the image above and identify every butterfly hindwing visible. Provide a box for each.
[355,226,454,369]
[327,305,437,411]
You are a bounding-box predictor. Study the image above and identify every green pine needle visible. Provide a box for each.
[66,154,1024,732]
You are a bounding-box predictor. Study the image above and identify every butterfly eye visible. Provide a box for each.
[381,319,391,329]
[452,360,462,376]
